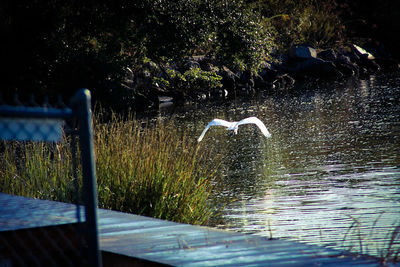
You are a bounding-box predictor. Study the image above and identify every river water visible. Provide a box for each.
[167,74,400,256]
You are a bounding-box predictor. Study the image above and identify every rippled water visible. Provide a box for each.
[169,74,400,256]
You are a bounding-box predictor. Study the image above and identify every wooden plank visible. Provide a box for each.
[0,193,382,266]
[0,193,82,231]
[97,207,379,266]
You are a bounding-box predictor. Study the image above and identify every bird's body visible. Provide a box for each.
[197,117,271,142]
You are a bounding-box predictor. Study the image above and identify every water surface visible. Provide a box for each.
[170,74,400,256]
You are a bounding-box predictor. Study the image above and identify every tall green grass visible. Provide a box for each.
[94,115,219,224]
[0,141,77,202]
[0,115,219,225]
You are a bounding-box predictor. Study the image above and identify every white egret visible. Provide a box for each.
[197,117,271,142]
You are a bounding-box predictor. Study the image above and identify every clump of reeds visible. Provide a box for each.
[0,114,219,225]
[94,115,218,224]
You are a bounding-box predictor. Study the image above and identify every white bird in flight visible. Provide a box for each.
[197,116,271,142]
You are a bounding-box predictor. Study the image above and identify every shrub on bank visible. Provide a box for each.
[254,0,344,50]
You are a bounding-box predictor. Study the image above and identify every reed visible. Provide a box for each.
[0,114,219,225]
[341,215,400,264]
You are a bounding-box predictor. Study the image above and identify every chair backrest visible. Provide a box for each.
[0,89,102,267]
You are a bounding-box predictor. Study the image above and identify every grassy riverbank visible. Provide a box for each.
[0,114,220,225]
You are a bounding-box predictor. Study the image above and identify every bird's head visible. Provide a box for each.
[229,128,238,137]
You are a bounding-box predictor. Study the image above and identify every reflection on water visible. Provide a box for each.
[171,74,400,255]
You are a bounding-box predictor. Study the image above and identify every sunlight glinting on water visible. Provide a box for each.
[173,74,400,256]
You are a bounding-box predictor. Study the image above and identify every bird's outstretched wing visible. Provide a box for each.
[236,117,271,138]
[197,119,232,142]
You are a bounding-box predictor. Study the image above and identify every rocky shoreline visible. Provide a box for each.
[122,44,400,110]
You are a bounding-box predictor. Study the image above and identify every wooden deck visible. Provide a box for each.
[0,193,383,266]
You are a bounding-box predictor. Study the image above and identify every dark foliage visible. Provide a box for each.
[335,0,400,59]
[0,0,269,107]
[1,0,130,106]
[0,0,398,110]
